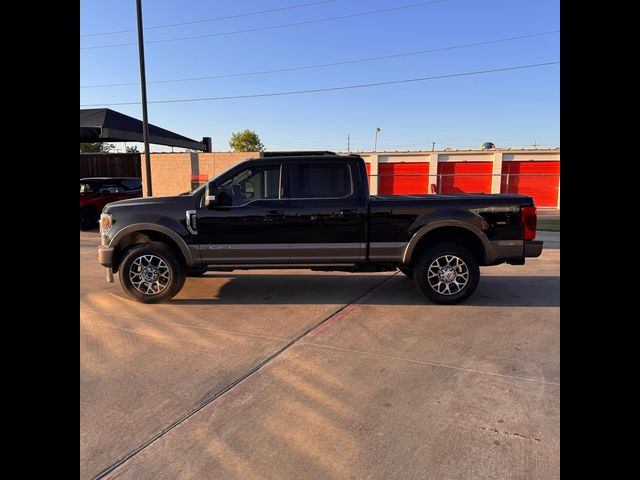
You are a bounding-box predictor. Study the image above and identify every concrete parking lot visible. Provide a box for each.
[80,231,559,480]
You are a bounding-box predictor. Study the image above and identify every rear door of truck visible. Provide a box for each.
[284,158,367,263]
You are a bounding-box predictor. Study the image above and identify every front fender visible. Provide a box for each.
[108,221,197,267]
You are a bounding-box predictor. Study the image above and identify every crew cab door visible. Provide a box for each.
[285,160,367,263]
[196,162,289,264]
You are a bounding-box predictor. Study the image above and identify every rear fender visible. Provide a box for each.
[403,214,492,264]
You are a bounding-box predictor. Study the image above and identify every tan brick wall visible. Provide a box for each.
[142,152,260,196]
[141,153,191,197]
[197,152,260,179]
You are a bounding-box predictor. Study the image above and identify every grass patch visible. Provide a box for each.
[538,219,560,232]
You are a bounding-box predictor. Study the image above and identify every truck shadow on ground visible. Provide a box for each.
[170,274,559,307]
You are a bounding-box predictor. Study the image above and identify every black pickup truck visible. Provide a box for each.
[98,153,542,304]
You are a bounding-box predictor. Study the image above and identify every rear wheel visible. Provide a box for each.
[119,242,186,303]
[413,242,480,304]
[80,207,99,230]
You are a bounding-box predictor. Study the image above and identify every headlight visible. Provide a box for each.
[99,213,112,233]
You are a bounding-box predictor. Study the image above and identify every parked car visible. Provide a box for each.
[97,153,542,304]
[80,177,142,230]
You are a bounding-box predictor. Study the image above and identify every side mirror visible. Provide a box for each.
[205,183,232,208]
[205,194,216,208]
[204,183,216,208]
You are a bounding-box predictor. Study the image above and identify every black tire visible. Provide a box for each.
[80,207,99,231]
[413,242,480,305]
[187,269,208,277]
[119,242,186,303]
[398,266,413,278]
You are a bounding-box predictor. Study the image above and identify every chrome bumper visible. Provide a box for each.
[97,246,114,267]
[98,246,115,283]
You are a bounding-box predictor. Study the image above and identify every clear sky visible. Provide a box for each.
[80,0,559,153]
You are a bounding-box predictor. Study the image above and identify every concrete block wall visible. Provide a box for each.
[141,152,259,197]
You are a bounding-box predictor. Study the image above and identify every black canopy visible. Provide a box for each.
[80,108,209,151]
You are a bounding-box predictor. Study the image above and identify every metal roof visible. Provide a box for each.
[80,108,209,151]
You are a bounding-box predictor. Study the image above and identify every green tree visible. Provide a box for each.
[80,142,115,153]
[229,130,264,152]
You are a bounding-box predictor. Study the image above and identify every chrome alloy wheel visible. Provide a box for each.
[129,254,171,295]
[427,255,469,296]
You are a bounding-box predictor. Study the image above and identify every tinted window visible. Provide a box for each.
[216,165,280,206]
[98,183,125,194]
[120,179,142,191]
[289,163,352,198]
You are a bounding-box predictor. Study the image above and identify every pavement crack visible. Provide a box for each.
[90,273,396,480]
[480,426,541,442]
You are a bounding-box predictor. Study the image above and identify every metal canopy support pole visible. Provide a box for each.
[136,0,152,196]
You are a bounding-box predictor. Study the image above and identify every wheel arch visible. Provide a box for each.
[403,221,489,266]
[109,224,198,272]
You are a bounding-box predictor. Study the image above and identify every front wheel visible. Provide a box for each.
[413,242,480,304]
[119,242,186,303]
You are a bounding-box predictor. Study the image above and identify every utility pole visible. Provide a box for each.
[431,141,435,151]
[374,127,381,152]
[347,134,350,152]
[532,140,538,149]
[136,0,152,196]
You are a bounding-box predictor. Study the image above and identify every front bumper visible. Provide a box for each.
[524,240,543,258]
[98,246,114,267]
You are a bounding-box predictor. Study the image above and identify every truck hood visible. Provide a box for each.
[104,195,181,209]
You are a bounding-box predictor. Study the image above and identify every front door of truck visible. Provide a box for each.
[196,163,289,264]
[285,160,367,263]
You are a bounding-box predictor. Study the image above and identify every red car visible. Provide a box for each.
[80,177,142,230]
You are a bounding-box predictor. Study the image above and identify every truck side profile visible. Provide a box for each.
[97,153,543,304]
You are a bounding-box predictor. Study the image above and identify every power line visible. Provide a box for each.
[80,61,559,106]
[80,0,337,37]
[81,30,559,88]
[80,0,447,50]
[381,135,560,143]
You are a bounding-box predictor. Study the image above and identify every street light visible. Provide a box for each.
[374,127,381,152]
